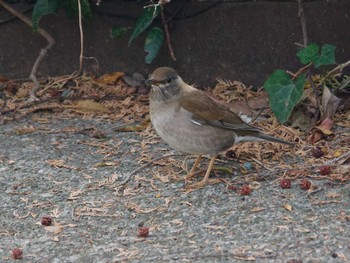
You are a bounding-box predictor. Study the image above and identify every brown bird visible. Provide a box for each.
[146,67,293,188]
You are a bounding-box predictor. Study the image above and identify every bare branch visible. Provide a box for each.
[161,6,176,61]
[0,0,55,101]
[298,0,308,46]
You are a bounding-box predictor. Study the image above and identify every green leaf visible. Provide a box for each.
[61,0,91,20]
[313,44,336,68]
[128,6,160,46]
[111,26,127,38]
[264,70,305,123]
[32,0,91,31]
[296,43,319,64]
[144,27,164,64]
[32,0,60,31]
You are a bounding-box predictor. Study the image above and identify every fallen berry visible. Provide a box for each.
[279,179,291,189]
[300,179,311,190]
[225,150,236,159]
[311,146,324,158]
[228,185,238,191]
[41,216,53,226]
[138,227,149,237]
[240,185,251,195]
[319,165,332,175]
[12,248,23,259]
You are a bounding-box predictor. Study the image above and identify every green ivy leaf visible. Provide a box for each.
[144,27,164,64]
[32,0,91,31]
[32,0,60,31]
[296,43,319,65]
[61,0,91,20]
[264,70,305,124]
[313,44,336,68]
[128,6,160,46]
[111,26,127,38]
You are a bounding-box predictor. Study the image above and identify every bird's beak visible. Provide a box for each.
[145,79,156,87]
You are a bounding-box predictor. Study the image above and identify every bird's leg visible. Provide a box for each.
[187,155,217,189]
[185,155,202,180]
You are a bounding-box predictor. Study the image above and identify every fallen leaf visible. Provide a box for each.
[335,88,350,112]
[282,204,292,211]
[326,192,341,198]
[122,72,145,87]
[44,221,64,234]
[115,120,150,132]
[73,100,109,113]
[15,126,36,135]
[95,161,119,167]
[322,86,341,119]
[295,227,311,233]
[250,207,266,212]
[94,72,124,85]
[308,117,333,143]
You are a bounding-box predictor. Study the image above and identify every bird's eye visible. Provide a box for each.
[166,78,172,83]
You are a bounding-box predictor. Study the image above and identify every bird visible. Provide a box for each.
[146,67,293,188]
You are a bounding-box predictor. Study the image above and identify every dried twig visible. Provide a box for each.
[325,59,350,79]
[298,0,308,47]
[160,5,176,61]
[76,0,99,74]
[0,0,55,101]
[77,0,84,74]
[297,0,320,127]
[118,153,184,186]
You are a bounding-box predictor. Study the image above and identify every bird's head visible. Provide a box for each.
[146,67,183,101]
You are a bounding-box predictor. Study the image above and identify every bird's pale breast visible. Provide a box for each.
[150,101,235,155]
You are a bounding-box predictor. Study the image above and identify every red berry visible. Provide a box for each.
[41,216,53,226]
[240,185,251,195]
[319,165,332,175]
[279,179,291,189]
[138,227,149,237]
[225,150,236,159]
[300,179,311,190]
[12,248,23,259]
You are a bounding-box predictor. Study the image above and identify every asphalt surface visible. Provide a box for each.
[0,116,349,262]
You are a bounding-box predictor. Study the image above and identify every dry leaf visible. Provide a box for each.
[250,207,266,212]
[15,126,36,135]
[115,120,150,132]
[94,72,124,85]
[44,221,64,234]
[326,192,341,198]
[73,100,108,113]
[122,72,145,87]
[322,86,341,119]
[308,117,333,143]
[335,87,350,112]
[95,161,119,167]
[282,204,292,211]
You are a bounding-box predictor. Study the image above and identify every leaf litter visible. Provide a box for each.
[1,72,349,187]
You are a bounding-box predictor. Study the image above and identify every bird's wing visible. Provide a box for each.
[180,89,260,132]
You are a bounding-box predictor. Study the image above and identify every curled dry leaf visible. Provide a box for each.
[94,72,124,85]
[321,86,341,119]
[308,117,333,143]
[282,204,292,211]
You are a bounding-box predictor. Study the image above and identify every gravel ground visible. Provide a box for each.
[0,116,349,262]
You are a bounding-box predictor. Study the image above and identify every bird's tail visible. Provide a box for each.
[256,132,294,146]
[234,130,294,146]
